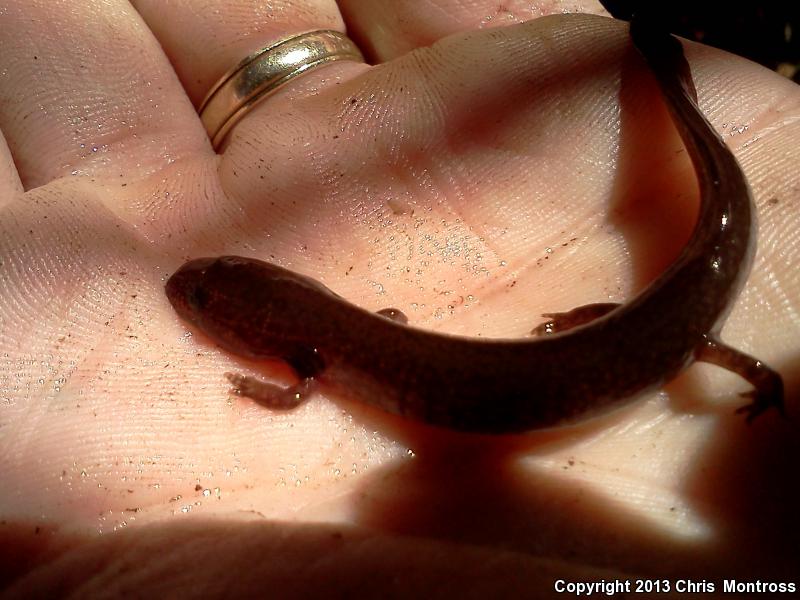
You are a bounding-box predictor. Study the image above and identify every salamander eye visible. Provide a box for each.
[187,285,210,311]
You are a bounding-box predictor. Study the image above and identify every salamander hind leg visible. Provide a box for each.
[696,335,785,422]
[531,302,621,335]
[225,372,317,410]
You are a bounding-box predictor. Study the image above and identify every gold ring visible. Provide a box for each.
[199,30,365,149]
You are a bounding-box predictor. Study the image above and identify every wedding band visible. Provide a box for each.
[199,30,365,149]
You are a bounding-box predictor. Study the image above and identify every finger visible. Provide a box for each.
[0,129,23,201]
[2,520,629,598]
[338,0,610,62]
[131,0,352,106]
[0,0,210,190]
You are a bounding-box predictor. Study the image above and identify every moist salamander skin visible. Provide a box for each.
[165,17,784,434]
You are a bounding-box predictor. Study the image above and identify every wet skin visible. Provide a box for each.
[166,18,784,434]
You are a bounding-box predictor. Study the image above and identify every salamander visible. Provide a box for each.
[165,15,784,434]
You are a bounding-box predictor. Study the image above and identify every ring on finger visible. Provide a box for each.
[199,30,365,149]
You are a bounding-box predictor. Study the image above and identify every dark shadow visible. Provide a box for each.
[607,37,699,301]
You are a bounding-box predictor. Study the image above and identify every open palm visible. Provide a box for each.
[2,1,798,595]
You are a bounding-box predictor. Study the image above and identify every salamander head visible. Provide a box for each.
[165,257,218,322]
[165,255,335,359]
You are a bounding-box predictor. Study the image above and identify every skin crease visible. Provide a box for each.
[0,0,799,596]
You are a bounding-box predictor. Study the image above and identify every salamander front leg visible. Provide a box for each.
[531,302,621,335]
[695,334,785,422]
[225,372,318,409]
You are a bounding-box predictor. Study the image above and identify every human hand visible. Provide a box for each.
[2,0,798,595]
